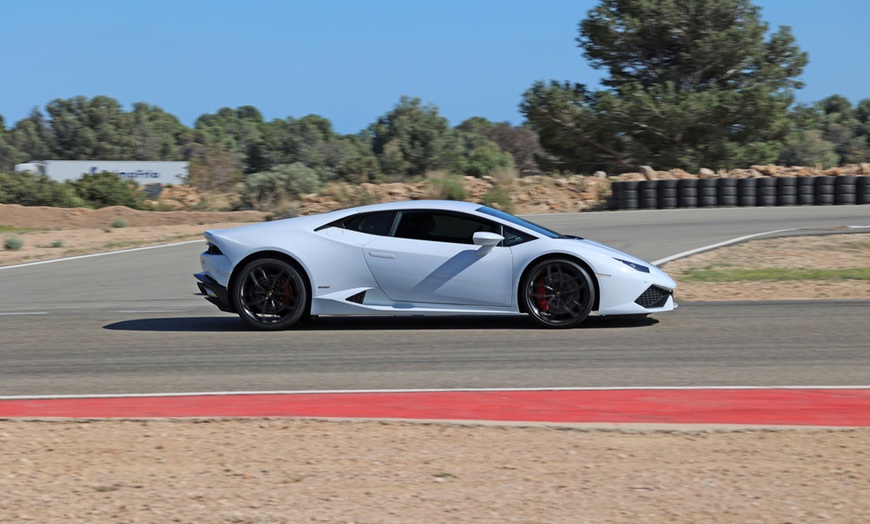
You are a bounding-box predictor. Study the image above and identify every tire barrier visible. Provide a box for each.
[814,176,835,205]
[612,180,638,210]
[610,176,870,210]
[796,176,815,205]
[639,180,659,209]
[717,177,738,207]
[756,177,777,207]
[776,177,797,206]
[859,176,870,205]
[656,179,679,209]
[698,178,718,208]
[835,176,857,205]
[737,177,756,207]
[677,179,698,208]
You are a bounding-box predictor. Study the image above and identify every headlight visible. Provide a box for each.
[615,258,650,273]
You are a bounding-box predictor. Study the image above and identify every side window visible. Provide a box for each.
[502,226,535,247]
[394,211,498,244]
[341,211,396,236]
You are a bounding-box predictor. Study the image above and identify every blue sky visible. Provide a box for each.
[2,0,868,134]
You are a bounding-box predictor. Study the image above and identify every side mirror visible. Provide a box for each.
[472,231,504,256]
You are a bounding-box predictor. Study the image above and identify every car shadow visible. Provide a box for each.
[103,314,658,332]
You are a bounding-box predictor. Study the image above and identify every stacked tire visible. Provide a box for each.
[737,178,757,207]
[614,181,639,210]
[814,176,835,205]
[656,179,679,209]
[717,178,738,207]
[859,176,870,205]
[639,180,659,209]
[756,177,777,206]
[698,179,718,208]
[796,177,815,205]
[835,176,857,205]
[776,177,797,206]
[609,175,869,210]
[677,179,698,208]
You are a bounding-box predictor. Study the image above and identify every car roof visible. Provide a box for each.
[349,199,485,214]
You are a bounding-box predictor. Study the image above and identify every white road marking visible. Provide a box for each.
[1,385,868,401]
[652,224,870,266]
[0,311,49,316]
[0,240,202,271]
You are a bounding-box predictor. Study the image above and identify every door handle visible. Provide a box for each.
[368,250,396,259]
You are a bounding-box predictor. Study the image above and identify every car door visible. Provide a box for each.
[362,210,513,306]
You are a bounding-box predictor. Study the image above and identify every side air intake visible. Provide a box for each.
[634,286,672,309]
[346,291,367,304]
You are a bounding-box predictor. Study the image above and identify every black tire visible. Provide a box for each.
[677,179,698,208]
[620,197,639,210]
[835,176,857,205]
[618,181,639,210]
[698,178,718,197]
[699,195,718,207]
[232,257,309,331]
[737,178,757,207]
[521,259,595,329]
[797,177,815,205]
[858,177,870,204]
[639,181,658,209]
[776,177,796,206]
[658,197,679,209]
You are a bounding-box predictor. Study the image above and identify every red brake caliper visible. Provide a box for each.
[276,276,293,305]
[535,278,549,312]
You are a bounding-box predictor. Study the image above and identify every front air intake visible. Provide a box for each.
[635,286,672,309]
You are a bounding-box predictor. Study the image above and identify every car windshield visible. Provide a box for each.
[476,206,561,239]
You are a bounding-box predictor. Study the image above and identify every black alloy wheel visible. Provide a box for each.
[232,257,308,330]
[522,259,595,328]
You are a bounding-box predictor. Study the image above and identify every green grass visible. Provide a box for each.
[681,267,870,282]
[0,226,42,233]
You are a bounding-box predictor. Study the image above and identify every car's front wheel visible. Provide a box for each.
[521,258,595,328]
[232,257,308,331]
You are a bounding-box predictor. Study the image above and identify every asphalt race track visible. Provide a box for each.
[1,206,868,423]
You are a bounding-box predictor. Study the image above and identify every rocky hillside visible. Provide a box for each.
[154,164,870,217]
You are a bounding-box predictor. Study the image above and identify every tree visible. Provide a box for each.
[522,0,808,173]
[4,109,54,167]
[46,96,136,159]
[368,97,463,179]
[781,96,870,166]
[128,103,189,160]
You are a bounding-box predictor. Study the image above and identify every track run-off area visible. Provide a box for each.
[1,206,868,426]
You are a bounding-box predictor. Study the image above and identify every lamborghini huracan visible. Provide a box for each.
[195,200,676,330]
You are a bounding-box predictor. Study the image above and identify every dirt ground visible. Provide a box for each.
[2,204,870,523]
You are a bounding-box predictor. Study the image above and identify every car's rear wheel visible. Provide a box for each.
[232,257,308,331]
[521,259,595,328]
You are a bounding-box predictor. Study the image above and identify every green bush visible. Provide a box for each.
[425,171,467,201]
[67,172,146,209]
[277,162,322,198]
[238,163,324,211]
[0,172,85,207]
[238,171,285,211]
[112,218,128,228]
[4,235,23,250]
[482,186,514,212]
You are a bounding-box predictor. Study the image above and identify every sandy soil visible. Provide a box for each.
[2,204,870,523]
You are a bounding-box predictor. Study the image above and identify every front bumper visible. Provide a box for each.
[194,272,235,313]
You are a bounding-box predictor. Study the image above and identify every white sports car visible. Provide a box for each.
[195,200,676,330]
